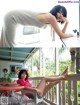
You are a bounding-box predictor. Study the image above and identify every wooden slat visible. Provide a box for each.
[59,82,61,105]
[73,80,78,105]
[30,74,80,105]
[68,80,72,105]
[62,80,65,105]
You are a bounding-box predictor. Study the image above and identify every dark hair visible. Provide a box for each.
[49,5,67,23]
[3,68,8,72]
[18,69,29,80]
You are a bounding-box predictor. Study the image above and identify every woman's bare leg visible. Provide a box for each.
[36,68,68,96]
[43,80,60,95]
[43,68,68,95]
[45,67,68,82]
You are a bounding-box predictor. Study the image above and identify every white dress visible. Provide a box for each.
[0,10,46,47]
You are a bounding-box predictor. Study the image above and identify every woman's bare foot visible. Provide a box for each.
[61,67,69,75]
[61,67,69,80]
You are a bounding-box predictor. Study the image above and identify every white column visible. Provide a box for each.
[31,56,34,77]
[79,3,80,35]
[55,48,59,105]
[40,48,43,76]
[43,53,45,76]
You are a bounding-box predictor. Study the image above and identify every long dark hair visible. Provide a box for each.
[18,69,29,80]
[49,5,67,23]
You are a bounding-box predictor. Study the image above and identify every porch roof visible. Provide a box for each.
[0,48,38,63]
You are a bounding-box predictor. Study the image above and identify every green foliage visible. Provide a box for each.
[78,97,80,104]
[0,77,12,82]
[59,60,71,74]
[78,81,80,94]
[78,81,80,86]
[69,71,74,74]
[59,47,66,54]
[27,48,72,77]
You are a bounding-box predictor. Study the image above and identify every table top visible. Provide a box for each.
[0,82,24,91]
[62,37,80,47]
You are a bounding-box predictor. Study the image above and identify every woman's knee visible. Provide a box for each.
[42,77,46,82]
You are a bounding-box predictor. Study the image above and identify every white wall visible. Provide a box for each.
[0,60,24,77]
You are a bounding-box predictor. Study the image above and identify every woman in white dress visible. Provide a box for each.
[0,5,73,47]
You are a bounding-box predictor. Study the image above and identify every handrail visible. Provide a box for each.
[30,73,80,105]
[59,73,80,105]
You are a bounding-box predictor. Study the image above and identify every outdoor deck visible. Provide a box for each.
[30,73,80,105]
[0,74,80,105]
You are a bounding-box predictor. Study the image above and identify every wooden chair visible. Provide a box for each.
[19,89,44,105]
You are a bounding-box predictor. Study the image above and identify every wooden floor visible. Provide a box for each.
[0,97,48,105]
[0,102,48,105]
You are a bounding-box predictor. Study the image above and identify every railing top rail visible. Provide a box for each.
[68,73,80,80]
[30,73,80,81]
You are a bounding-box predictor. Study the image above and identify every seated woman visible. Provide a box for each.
[17,68,68,98]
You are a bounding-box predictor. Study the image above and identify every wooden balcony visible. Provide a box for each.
[30,73,80,105]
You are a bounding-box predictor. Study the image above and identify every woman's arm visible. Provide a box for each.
[38,13,73,38]
[61,17,69,33]
[62,22,68,33]
[24,86,42,94]
[25,86,36,90]
[48,14,73,38]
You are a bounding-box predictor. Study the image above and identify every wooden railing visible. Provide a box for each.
[59,73,80,105]
[30,73,80,105]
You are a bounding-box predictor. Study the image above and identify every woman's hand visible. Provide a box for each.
[61,16,69,33]
[60,33,73,39]
[35,88,43,95]
[60,16,69,24]
[12,80,17,84]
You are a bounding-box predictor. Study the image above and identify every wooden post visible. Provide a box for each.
[76,48,80,73]
[70,48,76,73]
